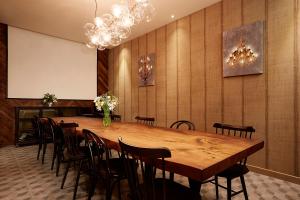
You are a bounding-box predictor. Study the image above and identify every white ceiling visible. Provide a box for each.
[0,0,220,44]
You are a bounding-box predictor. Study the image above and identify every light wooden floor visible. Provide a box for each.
[0,145,299,200]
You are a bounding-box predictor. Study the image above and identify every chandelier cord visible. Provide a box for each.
[94,0,98,18]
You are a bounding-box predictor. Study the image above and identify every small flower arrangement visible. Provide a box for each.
[94,92,118,126]
[94,92,118,111]
[42,93,57,107]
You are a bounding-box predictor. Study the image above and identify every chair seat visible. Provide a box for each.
[217,164,249,179]
[101,157,136,177]
[139,178,201,200]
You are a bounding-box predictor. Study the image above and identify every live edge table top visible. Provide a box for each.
[54,116,264,182]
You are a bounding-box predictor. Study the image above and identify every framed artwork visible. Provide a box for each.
[138,53,155,86]
[223,21,264,77]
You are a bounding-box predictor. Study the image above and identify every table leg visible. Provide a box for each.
[188,178,202,193]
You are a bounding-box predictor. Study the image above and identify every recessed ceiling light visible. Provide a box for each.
[171,15,175,19]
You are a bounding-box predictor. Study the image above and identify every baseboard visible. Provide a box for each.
[248,164,300,185]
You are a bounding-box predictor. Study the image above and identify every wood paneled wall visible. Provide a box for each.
[0,23,108,145]
[109,0,300,178]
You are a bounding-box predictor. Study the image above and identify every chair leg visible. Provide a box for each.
[61,161,71,189]
[37,143,42,160]
[106,178,113,200]
[51,145,57,170]
[240,175,248,200]
[215,176,219,200]
[88,175,98,200]
[169,172,174,181]
[118,180,122,200]
[42,142,47,164]
[73,160,83,200]
[227,178,231,200]
[56,150,61,176]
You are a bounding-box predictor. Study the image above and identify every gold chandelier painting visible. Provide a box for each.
[223,21,264,77]
[138,53,155,86]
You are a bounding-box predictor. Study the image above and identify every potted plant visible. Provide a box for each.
[94,92,118,127]
[42,93,58,107]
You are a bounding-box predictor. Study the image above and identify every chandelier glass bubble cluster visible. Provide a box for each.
[84,0,155,50]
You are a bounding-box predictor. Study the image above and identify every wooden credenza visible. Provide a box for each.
[15,106,93,146]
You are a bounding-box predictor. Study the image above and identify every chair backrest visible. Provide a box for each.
[213,122,255,165]
[82,129,110,175]
[32,116,42,139]
[170,120,195,131]
[53,120,81,156]
[135,116,155,126]
[112,114,122,121]
[213,122,255,139]
[119,138,171,200]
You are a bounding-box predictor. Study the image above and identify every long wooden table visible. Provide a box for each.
[54,116,264,182]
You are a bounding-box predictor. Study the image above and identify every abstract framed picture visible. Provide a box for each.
[138,53,155,86]
[223,21,264,77]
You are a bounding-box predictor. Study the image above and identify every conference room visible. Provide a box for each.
[0,0,299,199]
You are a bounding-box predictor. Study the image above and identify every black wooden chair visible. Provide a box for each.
[170,120,195,131]
[135,116,155,126]
[37,118,54,164]
[32,116,44,161]
[119,138,201,200]
[112,114,121,121]
[59,126,89,200]
[49,119,79,176]
[169,120,195,181]
[82,129,127,200]
[212,122,255,200]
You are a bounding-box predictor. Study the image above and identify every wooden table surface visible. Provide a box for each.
[54,116,264,182]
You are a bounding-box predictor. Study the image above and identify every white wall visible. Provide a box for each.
[8,26,97,100]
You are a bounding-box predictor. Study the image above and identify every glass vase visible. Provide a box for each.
[103,108,111,127]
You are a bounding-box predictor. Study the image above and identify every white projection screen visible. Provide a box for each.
[8,26,97,100]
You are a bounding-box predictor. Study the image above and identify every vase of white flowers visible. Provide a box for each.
[94,92,118,127]
[42,93,58,107]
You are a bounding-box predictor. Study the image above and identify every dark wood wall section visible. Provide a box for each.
[0,23,109,145]
[97,49,109,95]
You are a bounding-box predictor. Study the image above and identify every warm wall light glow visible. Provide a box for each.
[171,14,175,19]
[226,39,257,67]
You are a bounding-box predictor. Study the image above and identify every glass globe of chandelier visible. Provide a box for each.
[84,0,155,50]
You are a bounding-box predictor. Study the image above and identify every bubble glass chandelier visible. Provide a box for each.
[84,0,155,50]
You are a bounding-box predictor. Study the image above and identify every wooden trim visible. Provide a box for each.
[248,164,300,185]
[220,1,224,123]
[241,0,245,126]
[294,0,299,176]
[265,0,269,169]
[176,20,179,121]
[204,8,207,132]
[4,24,8,99]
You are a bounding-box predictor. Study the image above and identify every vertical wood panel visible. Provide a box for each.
[108,50,114,93]
[268,0,295,175]
[156,27,167,127]
[243,0,267,168]
[191,10,205,131]
[147,31,156,118]
[166,22,178,127]
[124,42,132,121]
[297,0,300,177]
[177,17,191,121]
[223,0,243,126]
[205,3,222,133]
[118,44,125,118]
[113,47,120,114]
[107,1,299,178]
[131,39,139,121]
[138,35,147,117]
